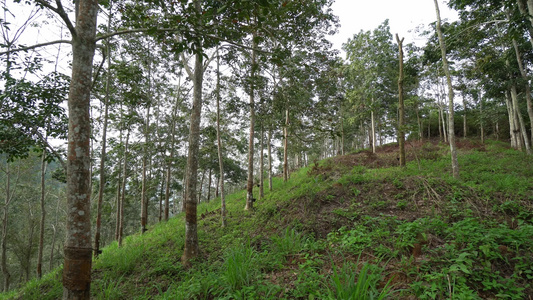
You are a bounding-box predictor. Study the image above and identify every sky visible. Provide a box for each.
[329,0,458,55]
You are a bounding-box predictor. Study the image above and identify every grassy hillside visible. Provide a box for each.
[3,139,533,299]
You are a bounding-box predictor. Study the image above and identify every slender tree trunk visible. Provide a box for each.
[215,52,227,227]
[2,163,11,292]
[479,93,485,143]
[63,0,99,297]
[118,130,130,247]
[267,127,273,191]
[510,84,532,154]
[511,38,533,147]
[283,109,289,182]
[198,169,206,203]
[95,35,111,257]
[259,123,264,200]
[158,175,164,222]
[462,92,467,138]
[396,34,406,167]
[416,103,422,141]
[37,151,47,278]
[207,168,212,203]
[49,193,60,271]
[371,110,376,153]
[141,103,151,234]
[506,90,520,149]
[434,0,459,178]
[245,34,258,211]
[114,128,123,240]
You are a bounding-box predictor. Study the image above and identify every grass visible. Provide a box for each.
[3,138,533,299]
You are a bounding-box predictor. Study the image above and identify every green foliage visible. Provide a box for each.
[5,140,533,299]
[223,241,258,292]
[326,260,391,300]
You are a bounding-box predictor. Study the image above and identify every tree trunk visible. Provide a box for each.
[182,9,204,262]
[2,163,11,292]
[396,34,406,167]
[198,169,206,203]
[118,130,130,247]
[511,38,533,147]
[479,93,485,143]
[245,34,258,211]
[268,127,273,192]
[63,1,98,297]
[434,0,459,179]
[283,109,289,182]
[114,128,123,241]
[462,92,467,138]
[207,168,212,203]
[49,193,61,271]
[141,103,151,234]
[505,90,520,149]
[259,123,264,200]
[216,52,227,227]
[37,151,47,278]
[510,84,532,154]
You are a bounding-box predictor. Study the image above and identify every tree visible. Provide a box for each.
[433,0,460,179]
[396,34,406,167]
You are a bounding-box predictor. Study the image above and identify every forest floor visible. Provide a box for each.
[3,138,533,299]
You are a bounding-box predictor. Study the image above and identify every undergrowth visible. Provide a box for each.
[3,139,532,299]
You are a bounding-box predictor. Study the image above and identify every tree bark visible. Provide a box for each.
[114,128,123,240]
[118,130,130,247]
[267,127,273,192]
[396,34,406,167]
[206,168,212,203]
[510,84,532,154]
[259,123,264,200]
[511,38,533,147]
[215,52,227,227]
[141,103,151,234]
[462,91,467,138]
[63,0,98,297]
[37,151,47,278]
[283,109,289,182]
[434,0,459,179]
[505,90,520,150]
[245,34,258,211]
[182,1,204,262]
[1,163,12,292]
[371,109,376,153]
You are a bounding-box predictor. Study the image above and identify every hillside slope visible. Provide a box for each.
[3,139,533,299]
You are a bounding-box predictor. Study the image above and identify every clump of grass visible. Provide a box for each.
[223,241,258,292]
[326,259,391,300]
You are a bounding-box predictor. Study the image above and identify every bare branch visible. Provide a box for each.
[33,0,75,36]
[0,40,71,55]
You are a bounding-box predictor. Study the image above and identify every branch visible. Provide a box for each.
[0,40,71,55]
[91,48,106,91]
[203,46,219,73]
[96,28,273,55]
[34,0,75,36]
[180,52,194,78]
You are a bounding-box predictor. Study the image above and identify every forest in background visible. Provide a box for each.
[1,0,533,298]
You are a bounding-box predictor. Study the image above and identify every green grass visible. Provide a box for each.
[3,139,533,299]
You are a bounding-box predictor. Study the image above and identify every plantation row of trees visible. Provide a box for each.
[1,0,532,298]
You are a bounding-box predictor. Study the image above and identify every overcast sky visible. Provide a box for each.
[329,0,459,55]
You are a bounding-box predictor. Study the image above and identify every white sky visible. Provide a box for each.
[329,0,458,55]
